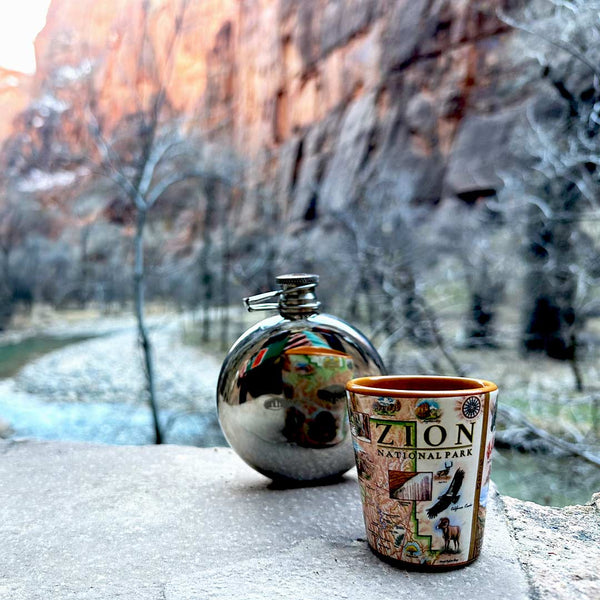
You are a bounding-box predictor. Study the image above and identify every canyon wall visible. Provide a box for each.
[4,0,541,269]
[29,0,533,195]
[0,69,31,143]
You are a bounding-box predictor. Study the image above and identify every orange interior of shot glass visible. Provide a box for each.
[346,375,497,397]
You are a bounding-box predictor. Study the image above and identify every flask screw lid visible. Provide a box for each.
[276,273,319,287]
[244,273,321,316]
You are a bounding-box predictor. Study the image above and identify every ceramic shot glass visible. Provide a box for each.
[346,376,498,569]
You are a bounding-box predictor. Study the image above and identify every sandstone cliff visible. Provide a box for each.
[2,0,543,287]
[26,0,533,207]
[0,69,31,143]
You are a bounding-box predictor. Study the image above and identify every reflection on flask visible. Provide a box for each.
[217,274,385,482]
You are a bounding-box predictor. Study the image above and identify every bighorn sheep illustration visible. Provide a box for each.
[436,517,460,552]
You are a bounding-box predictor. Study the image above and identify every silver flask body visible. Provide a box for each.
[217,274,385,482]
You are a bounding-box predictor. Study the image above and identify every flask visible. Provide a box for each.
[217,273,385,482]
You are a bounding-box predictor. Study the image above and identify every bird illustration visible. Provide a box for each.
[426,468,465,518]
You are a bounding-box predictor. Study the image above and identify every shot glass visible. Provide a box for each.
[346,376,498,569]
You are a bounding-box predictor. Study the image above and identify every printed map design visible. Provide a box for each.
[348,389,497,568]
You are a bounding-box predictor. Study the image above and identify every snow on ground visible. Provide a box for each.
[15,318,221,409]
[0,315,226,446]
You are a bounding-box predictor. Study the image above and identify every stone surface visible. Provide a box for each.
[502,493,600,600]
[0,441,529,600]
[0,68,31,142]
[380,0,428,71]
[0,417,13,438]
[443,108,523,196]
[319,92,378,213]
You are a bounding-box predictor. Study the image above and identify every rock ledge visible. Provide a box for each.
[0,441,596,600]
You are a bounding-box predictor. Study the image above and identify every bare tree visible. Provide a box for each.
[315,182,466,377]
[0,190,53,328]
[500,0,600,379]
[0,194,27,328]
[79,1,196,443]
[195,178,219,344]
[431,199,508,348]
[13,0,241,442]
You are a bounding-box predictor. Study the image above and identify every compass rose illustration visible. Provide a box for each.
[462,396,481,420]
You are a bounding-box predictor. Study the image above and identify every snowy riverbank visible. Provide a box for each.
[0,314,226,445]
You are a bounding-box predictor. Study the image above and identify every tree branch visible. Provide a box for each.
[146,169,235,207]
[137,135,185,197]
[498,9,600,82]
[498,404,600,468]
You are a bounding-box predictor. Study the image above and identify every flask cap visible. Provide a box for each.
[276,273,319,287]
[244,273,321,318]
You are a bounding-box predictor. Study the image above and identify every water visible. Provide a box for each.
[0,380,226,447]
[492,448,600,506]
[0,335,92,379]
[0,333,226,447]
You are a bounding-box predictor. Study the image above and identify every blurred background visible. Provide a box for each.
[1,0,600,506]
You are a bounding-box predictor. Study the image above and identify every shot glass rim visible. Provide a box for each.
[346,375,497,398]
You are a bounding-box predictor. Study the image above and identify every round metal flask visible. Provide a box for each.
[217,274,385,482]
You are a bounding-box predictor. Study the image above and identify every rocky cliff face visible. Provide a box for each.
[32,0,240,131]
[0,69,32,143]
[11,0,538,254]
[229,0,529,222]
